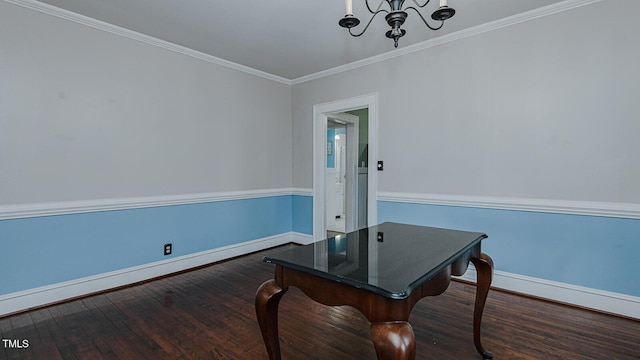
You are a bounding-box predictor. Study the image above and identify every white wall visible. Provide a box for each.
[0,1,292,205]
[292,0,640,204]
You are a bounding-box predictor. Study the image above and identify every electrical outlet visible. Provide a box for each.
[164,243,172,256]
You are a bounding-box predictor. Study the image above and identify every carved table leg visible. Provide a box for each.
[370,321,416,360]
[470,253,494,359]
[255,279,288,360]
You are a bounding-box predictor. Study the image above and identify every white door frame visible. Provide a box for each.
[313,93,378,241]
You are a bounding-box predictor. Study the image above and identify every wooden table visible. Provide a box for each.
[255,222,494,359]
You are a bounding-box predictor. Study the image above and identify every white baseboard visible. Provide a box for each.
[3,232,637,320]
[457,266,640,320]
[291,232,314,245]
[0,232,310,317]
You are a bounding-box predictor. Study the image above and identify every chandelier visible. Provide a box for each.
[339,0,456,48]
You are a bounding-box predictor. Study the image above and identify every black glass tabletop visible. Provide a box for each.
[263,222,487,299]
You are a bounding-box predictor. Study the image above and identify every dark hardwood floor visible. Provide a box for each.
[1,244,638,359]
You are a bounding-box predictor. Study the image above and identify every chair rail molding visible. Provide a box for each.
[0,188,296,220]
[377,192,640,220]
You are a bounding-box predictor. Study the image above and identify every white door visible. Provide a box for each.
[326,117,357,234]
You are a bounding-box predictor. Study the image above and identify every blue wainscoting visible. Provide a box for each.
[0,196,293,296]
[378,201,640,298]
[292,195,313,235]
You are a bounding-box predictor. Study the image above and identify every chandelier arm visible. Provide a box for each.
[410,0,432,9]
[348,9,389,37]
[365,0,386,14]
[405,6,444,30]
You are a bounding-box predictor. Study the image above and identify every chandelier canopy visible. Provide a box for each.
[339,0,456,48]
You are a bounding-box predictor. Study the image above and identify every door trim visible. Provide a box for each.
[312,93,378,241]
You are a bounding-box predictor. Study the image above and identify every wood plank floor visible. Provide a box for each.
[1,244,639,359]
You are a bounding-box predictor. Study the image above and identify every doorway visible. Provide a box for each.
[312,94,378,242]
[326,114,358,237]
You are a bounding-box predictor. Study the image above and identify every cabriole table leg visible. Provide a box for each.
[255,279,288,360]
[470,253,494,359]
[370,321,416,360]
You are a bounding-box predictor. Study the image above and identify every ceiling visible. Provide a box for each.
[35,0,567,80]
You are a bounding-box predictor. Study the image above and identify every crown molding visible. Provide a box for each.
[0,188,295,220]
[5,0,602,86]
[291,0,603,85]
[378,192,640,220]
[3,0,292,85]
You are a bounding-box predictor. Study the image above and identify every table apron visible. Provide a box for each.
[276,264,456,323]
